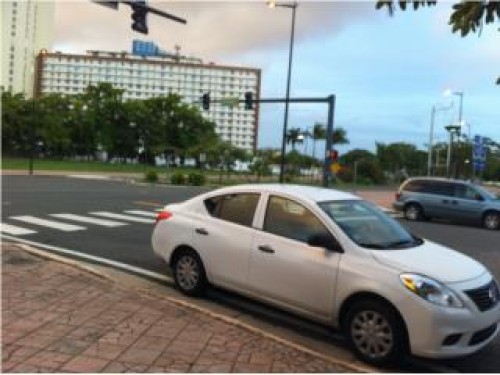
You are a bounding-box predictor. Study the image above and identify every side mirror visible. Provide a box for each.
[308,233,344,253]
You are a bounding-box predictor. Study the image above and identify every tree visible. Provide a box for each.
[285,127,304,151]
[1,91,32,157]
[331,127,350,147]
[376,1,500,84]
[376,142,427,177]
[311,122,326,160]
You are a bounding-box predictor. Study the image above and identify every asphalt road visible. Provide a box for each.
[2,175,499,372]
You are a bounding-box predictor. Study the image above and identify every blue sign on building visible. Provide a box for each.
[132,40,159,57]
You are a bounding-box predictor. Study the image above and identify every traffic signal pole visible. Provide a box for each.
[201,94,337,188]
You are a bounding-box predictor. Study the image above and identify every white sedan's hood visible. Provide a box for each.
[372,240,486,283]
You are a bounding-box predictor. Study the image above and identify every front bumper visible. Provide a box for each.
[400,274,500,359]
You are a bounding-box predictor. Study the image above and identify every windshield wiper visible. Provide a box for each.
[384,238,423,249]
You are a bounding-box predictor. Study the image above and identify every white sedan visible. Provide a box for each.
[152,184,500,365]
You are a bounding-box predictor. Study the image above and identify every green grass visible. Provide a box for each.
[2,157,156,173]
[1,157,393,189]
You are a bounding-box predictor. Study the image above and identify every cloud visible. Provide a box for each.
[53,1,375,60]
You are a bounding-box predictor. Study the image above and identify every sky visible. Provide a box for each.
[53,0,500,155]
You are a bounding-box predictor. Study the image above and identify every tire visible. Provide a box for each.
[172,249,207,296]
[345,299,407,366]
[483,211,500,230]
[404,203,423,221]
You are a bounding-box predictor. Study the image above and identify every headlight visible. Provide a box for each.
[400,273,464,308]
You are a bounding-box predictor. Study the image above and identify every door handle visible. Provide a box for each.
[258,245,275,254]
[195,228,209,236]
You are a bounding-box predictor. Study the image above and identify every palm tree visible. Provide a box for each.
[332,127,350,147]
[312,123,326,160]
[285,127,304,152]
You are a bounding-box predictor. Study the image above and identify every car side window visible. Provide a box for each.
[204,194,260,227]
[263,196,330,243]
[455,185,480,200]
[424,181,454,196]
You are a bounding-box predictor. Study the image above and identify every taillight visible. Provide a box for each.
[395,192,401,201]
[155,211,172,224]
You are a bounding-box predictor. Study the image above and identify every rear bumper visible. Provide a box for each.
[392,201,404,212]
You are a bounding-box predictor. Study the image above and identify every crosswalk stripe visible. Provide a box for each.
[89,212,155,224]
[123,210,158,218]
[50,213,128,227]
[9,216,86,232]
[1,223,37,236]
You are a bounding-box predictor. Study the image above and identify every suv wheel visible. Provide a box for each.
[483,211,500,230]
[345,299,407,366]
[404,203,423,221]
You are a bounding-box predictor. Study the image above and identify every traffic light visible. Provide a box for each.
[202,93,210,111]
[329,150,339,161]
[131,1,148,34]
[244,91,253,110]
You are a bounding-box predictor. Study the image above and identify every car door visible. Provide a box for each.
[423,181,456,219]
[448,184,485,222]
[192,193,260,291]
[247,194,340,319]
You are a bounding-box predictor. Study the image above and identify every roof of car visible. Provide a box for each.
[207,184,361,203]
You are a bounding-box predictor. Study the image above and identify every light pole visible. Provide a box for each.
[428,103,452,176]
[445,124,461,178]
[268,0,298,183]
[444,89,466,177]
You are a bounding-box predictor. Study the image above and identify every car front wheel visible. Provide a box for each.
[345,300,407,366]
[173,249,207,296]
[483,211,500,230]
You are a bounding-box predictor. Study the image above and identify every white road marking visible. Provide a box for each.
[9,216,86,232]
[123,210,158,218]
[0,223,37,236]
[50,213,127,227]
[0,234,170,282]
[89,212,155,224]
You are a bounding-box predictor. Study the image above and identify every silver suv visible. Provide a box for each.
[393,177,500,230]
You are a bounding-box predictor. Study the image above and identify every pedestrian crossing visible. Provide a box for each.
[1,209,159,236]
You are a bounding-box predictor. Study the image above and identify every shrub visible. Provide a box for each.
[188,172,206,186]
[170,172,186,185]
[144,170,158,183]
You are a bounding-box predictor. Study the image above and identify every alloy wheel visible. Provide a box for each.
[176,255,200,291]
[484,212,500,230]
[350,310,394,360]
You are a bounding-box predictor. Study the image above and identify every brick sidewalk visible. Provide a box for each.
[2,243,358,373]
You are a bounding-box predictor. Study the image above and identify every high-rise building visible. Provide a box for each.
[1,0,55,97]
[35,50,261,151]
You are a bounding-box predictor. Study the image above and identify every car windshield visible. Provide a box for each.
[318,200,423,250]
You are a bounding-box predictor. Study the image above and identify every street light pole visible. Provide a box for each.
[428,103,452,176]
[268,1,298,183]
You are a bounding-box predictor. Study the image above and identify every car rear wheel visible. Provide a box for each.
[173,249,207,296]
[345,299,407,366]
[404,203,423,221]
[483,211,500,230]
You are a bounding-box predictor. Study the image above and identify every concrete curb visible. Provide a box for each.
[10,242,375,373]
